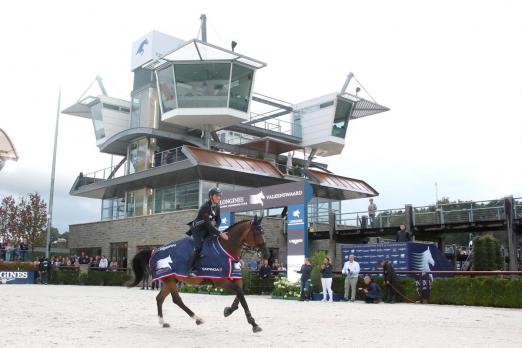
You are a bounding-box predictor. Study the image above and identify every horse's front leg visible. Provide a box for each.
[224,296,240,317]
[231,281,262,333]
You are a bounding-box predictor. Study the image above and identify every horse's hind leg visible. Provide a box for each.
[164,278,204,326]
[156,282,171,328]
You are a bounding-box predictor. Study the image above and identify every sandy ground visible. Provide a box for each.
[1,285,521,348]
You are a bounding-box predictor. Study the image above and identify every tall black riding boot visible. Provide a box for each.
[188,250,199,277]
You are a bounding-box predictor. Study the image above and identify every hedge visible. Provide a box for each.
[48,269,130,286]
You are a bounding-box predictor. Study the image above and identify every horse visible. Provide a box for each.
[128,215,269,333]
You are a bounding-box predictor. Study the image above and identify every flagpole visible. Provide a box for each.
[46,88,61,259]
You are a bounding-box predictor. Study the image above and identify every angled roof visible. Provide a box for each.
[0,128,18,160]
[338,94,390,119]
[309,169,378,198]
[182,145,282,178]
[237,137,302,155]
[145,39,267,70]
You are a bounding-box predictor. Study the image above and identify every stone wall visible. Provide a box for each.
[69,211,286,267]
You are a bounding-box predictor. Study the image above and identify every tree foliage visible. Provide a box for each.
[0,193,48,248]
[472,234,503,271]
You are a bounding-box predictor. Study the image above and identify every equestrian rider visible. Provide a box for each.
[188,187,228,277]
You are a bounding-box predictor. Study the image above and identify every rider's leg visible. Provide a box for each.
[189,232,204,276]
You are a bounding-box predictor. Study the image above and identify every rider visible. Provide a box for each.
[187,187,229,277]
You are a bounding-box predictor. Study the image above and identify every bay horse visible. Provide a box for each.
[128,215,269,333]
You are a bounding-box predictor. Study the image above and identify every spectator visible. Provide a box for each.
[0,242,5,261]
[109,258,119,271]
[320,257,333,302]
[271,259,280,275]
[361,276,382,303]
[39,257,50,285]
[5,242,13,261]
[342,254,360,302]
[141,265,151,290]
[396,224,411,242]
[368,198,377,226]
[99,255,109,270]
[258,259,272,295]
[79,252,89,264]
[19,239,28,261]
[296,258,313,301]
[380,259,400,303]
[247,256,259,271]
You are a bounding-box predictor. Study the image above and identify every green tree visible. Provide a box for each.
[18,193,48,253]
[0,196,20,243]
[472,234,503,271]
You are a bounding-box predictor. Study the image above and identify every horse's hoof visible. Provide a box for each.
[162,323,170,328]
[195,318,204,325]
[224,307,232,317]
[252,325,262,333]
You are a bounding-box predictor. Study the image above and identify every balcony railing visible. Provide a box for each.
[76,146,187,188]
[248,113,301,137]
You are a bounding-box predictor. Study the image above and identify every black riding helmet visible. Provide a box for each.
[208,187,222,198]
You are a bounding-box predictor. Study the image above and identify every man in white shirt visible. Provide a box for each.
[98,255,109,270]
[342,254,360,302]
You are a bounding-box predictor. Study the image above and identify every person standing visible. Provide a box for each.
[19,239,28,261]
[296,258,313,301]
[368,198,377,227]
[380,259,400,303]
[396,224,411,242]
[258,259,272,295]
[39,257,50,285]
[342,254,360,302]
[98,255,108,270]
[320,257,333,302]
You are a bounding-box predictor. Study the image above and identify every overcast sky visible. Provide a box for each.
[1,0,521,232]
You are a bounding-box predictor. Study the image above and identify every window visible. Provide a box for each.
[130,88,159,128]
[155,186,176,213]
[157,66,177,113]
[331,98,353,138]
[229,64,254,112]
[110,242,128,268]
[127,138,149,174]
[175,182,199,209]
[91,103,105,140]
[174,63,231,108]
[126,189,147,217]
[101,197,125,221]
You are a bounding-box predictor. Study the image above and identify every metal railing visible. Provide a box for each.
[78,146,187,188]
[335,208,406,229]
[413,199,505,226]
[248,116,301,137]
[515,197,522,218]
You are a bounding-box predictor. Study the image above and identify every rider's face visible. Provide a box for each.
[210,194,221,204]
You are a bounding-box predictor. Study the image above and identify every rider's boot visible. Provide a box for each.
[188,250,199,277]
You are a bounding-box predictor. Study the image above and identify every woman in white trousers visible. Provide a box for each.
[320,257,333,302]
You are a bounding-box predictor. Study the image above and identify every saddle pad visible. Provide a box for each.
[150,237,242,281]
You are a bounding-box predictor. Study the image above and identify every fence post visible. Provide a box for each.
[504,196,518,271]
[328,211,337,268]
[405,204,413,235]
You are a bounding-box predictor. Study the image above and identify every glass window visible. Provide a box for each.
[155,186,176,213]
[110,242,128,268]
[332,98,353,138]
[174,63,231,108]
[229,64,253,112]
[91,103,105,140]
[127,138,149,174]
[130,88,159,128]
[126,191,135,217]
[292,111,302,138]
[175,182,199,209]
[157,66,177,113]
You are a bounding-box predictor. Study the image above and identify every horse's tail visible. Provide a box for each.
[127,249,152,288]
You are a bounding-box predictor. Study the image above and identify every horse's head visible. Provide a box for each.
[242,215,269,260]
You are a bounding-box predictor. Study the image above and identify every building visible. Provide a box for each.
[65,19,389,272]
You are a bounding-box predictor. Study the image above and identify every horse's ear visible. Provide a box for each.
[253,215,258,224]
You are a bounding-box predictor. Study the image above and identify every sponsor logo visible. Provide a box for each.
[156,256,173,270]
[0,271,29,284]
[157,243,177,252]
[289,238,303,245]
[292,209,301,218]
[233,262,241,270]
[136,38,149,55]
[221,217,227,225]
[249,191,265,206]
[201,267,223,272]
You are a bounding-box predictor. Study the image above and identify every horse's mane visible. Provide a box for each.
[223,219,250,232]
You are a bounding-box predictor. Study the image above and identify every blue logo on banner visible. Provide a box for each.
[136,39,149,56]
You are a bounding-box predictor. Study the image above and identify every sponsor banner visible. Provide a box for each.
[287,254,305,283]
[287,204,305,230]
[288,229,305,255]
[0,270,35,284]
[340,242,452,278]
[219,212,233,231]
[220,181,312,212]
[131,31,185,71]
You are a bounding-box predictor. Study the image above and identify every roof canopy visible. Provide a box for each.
[144,39,267,70]
[0,128,18,160]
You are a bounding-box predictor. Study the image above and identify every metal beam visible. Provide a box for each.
[251,95,293,111]
[245,109,292,125]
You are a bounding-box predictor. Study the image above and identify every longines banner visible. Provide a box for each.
[220,181,312,212]
[0,270,35,284]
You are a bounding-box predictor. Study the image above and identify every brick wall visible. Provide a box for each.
[69,211,286,266]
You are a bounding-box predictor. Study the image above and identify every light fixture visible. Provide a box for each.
[231,41,237,52]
